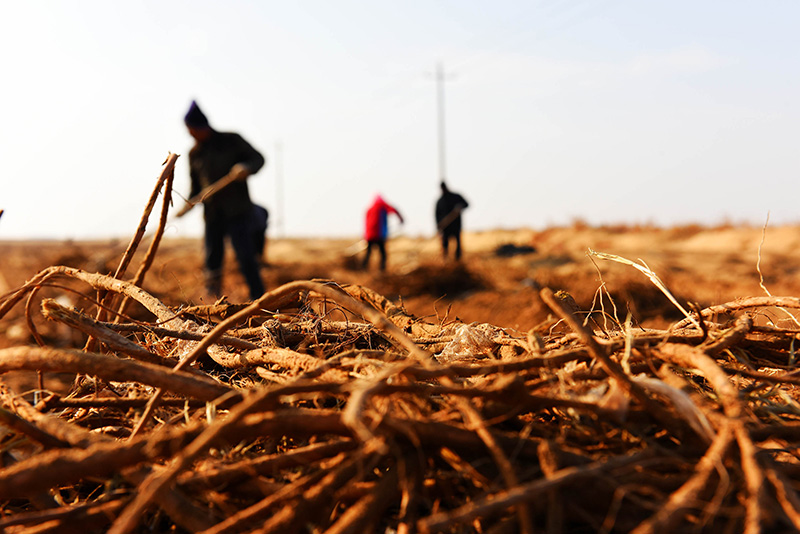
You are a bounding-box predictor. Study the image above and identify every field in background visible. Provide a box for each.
[3,223,800,347]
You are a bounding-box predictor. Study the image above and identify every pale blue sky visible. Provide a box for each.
[1,1,798,239]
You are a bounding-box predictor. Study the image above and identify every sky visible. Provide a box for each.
[1,1,799,240]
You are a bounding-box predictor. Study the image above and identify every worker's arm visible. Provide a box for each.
[231,134,266,179]
[387,203,404,224]
[175,168,243,218]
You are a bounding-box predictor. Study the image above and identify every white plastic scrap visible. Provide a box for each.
[436,323,503,364]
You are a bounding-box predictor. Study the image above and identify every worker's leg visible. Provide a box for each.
[441,232,449,258]
[251,204,268,264]
[229,213,266,300]
[454,231,463,261]
[362,241,374,269]
[378,240,387,271]
[204,218,226,297]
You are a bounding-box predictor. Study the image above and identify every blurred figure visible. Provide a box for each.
[435,181,469,260]
[184,100,266,300]
[252,203,269,265]
[362,194,404,271]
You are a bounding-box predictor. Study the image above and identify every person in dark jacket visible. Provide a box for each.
[184,100,266,300]
[435,182,469,260]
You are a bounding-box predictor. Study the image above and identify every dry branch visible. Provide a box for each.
[114,153,178,319]
[0,346,231,401]
[41,298,168,366]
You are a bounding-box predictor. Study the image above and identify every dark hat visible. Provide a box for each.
[184,100,209,128]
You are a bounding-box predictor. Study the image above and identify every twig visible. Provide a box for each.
[0,406,70,449]
[631,421,734,534]
[109,383,348,534]
[113,153,179,283]
[198,470,328,534]
[674,296,800,330]
[417,452,649,533]
[588,249,701,329]
[174,166,241,218]
[540,287,694,442]
[755,213,800,329]
[323,463,400,534]
[131,279,433,439]
[0,346,231,401]
[0,499,125,531]
[89,154,179,345]
[41,298,169,366]
[115,154,178,319]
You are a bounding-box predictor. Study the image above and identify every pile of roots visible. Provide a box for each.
[2,156,800,533]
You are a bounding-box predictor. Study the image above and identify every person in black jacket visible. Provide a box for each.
[435,182,469,261]
[184,100,266,300]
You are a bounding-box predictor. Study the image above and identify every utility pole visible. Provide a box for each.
[274,140,284,237]
[435,61,450,184]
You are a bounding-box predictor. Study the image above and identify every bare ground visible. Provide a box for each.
[3,223,800,347]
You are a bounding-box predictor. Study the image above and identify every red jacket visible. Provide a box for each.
[364,196,402,241]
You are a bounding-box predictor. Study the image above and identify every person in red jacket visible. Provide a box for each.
[362,194,404,271]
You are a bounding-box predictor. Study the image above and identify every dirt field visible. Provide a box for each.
[3,223,800,346]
